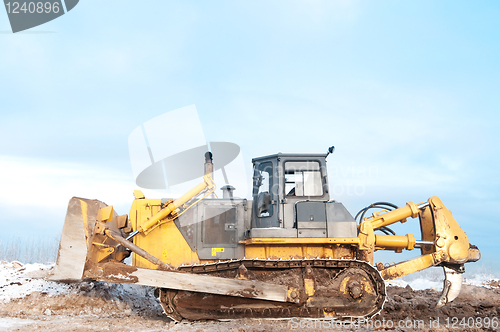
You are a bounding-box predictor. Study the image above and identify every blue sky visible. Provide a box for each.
[0,1,499,273]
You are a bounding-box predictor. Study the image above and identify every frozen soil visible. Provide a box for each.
[1,262,499,331]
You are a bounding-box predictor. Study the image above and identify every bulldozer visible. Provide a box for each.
[48,147,480,321]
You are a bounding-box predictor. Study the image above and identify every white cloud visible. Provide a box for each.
[0,155,135,224]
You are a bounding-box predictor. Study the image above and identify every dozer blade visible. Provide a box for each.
[47,197,107,282]
[435,266,463,309]
[47,199,297,305]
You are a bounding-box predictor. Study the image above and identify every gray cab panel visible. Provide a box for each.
[249,228,298,238]
[326,202,358,238]
[296,201,327,238]
[175,198,250,260]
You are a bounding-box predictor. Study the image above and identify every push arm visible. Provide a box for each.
[128,174,216,239]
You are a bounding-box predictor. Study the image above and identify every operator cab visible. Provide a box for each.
[250,152,357,239]
[174,149,358,260]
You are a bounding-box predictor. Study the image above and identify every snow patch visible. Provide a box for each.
[0,317,35,330]
[386,278,443,290]
[0,261,158,305]
[386,272,500,291]
[0,317,36,329]
[0,262,71,302]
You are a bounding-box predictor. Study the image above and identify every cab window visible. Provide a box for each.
[285,161,323,197]
[253,162,274,217]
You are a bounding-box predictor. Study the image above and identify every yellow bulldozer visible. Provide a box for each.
[48,147,480,321]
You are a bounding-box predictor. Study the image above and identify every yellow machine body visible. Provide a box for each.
[130,197,202,269]
[48,149,481,321]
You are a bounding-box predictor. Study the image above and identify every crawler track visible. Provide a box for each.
[158,259,386,321]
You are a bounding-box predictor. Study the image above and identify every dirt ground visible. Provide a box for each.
[1,281,499,332]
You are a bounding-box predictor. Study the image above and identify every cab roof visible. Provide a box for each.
[252,152,327,163]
